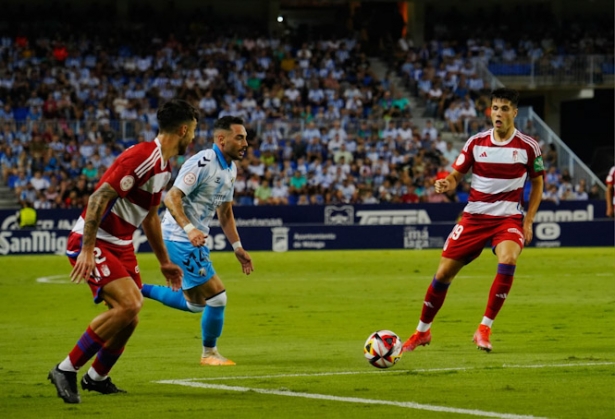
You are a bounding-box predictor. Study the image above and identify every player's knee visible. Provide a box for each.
[498,254,518,265]
[120,298,143,319]
[206,290,227,307]
[186,302,205,313]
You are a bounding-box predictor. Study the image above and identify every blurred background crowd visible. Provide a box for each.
[0,0,611,211]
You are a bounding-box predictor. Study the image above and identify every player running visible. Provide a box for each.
[402,88,545,353]
[49,99,199,403]
[141,116,253,366]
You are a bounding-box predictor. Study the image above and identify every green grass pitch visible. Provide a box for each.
[0,248,613,418]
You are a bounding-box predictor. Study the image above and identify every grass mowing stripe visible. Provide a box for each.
[166,361,615,382]
[156,380,548,419]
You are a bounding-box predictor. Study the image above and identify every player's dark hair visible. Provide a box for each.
[157,99,199,133]
[491,88,519,107]
[214,116,244,132]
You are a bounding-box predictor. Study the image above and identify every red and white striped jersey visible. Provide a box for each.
[452,128,544,219]
[71,138,172,246]
[607,166,615,204]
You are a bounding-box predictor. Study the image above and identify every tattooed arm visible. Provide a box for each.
[70,183,118,283]
[164,186,206,247]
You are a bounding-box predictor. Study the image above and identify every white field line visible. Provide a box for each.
[36,274,70,284]
[156,380,547,419]
[155,362,613,419]
[161,361,615,383]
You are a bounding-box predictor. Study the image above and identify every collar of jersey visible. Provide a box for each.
[213,144,230,170]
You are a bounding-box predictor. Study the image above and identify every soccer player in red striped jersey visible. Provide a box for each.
[606,166,614,217]
[402,88,545,353]
[48,99,199,404]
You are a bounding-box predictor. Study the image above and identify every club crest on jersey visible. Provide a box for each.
[120,175,135,191]
[512,150,519,162]
[184,172,197,186]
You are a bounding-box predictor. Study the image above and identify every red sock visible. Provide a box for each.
[68,326,106,369]
[484,264,515,320]
[419,278,450,324]
[92,347,125,377]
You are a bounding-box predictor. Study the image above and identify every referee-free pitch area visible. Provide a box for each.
[0,248,613,418]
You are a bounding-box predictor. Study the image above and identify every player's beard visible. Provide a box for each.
[178,134,190,155]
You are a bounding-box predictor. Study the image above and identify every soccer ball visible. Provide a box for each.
[363,330,403,369]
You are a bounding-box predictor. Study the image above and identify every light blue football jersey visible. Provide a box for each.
[162,144,236,242]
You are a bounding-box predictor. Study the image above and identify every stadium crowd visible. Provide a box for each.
[0,19,605,209]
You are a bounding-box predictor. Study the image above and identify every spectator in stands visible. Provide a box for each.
[444,100,463,136]
[544,143,558,168]
[30,170,50,192]
[557,173,576,201]
[458,97,478,133]
[254,179,273,205]
[289,170,307,198]
[441,141,460,171]
[542,183,560,204]
[574,180,589,200]
[270,178,289,205]
[421,119,438,141]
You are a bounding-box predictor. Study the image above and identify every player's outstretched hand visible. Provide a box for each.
[160,262,183,291]
[188,228,207,247]
[235,248,254,275]
[70,250,96,284]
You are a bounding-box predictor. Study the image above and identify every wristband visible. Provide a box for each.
[232,241,242,250]
[183,223,196,234]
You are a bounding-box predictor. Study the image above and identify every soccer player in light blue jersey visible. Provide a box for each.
[142,116,254,365]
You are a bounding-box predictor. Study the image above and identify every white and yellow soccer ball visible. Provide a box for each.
[363,330,403,369]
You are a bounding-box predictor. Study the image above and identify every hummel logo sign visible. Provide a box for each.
[479,152,488,158]
[496,293,508,299]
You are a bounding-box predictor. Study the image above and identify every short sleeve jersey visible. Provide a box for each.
[452,128,544,219]
[162,144,236,242]
[71,139,172,246]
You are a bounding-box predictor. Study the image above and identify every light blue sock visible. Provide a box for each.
[142,284,190,312]
[202,305,224,347]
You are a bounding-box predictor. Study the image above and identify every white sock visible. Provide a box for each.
[416,321,431,332]
[58,357,77,372]
[481,317,494,328]
[202,346,217,357]
[87,367,107,381]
